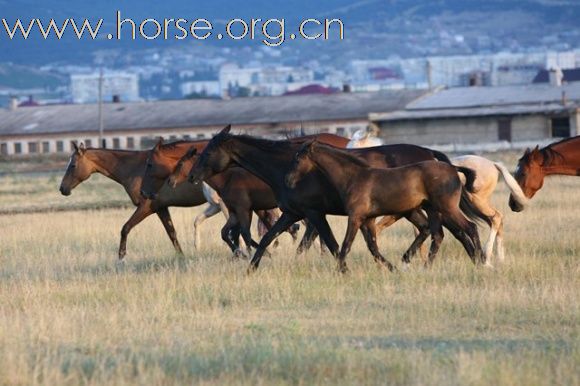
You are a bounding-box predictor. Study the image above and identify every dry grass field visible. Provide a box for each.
[0,152,578,385]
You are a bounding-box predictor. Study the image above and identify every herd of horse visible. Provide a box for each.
[58,127,580,274]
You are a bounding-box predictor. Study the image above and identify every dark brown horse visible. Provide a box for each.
[509,136,580,212]
[139,140,300,256]
[59,142,206,261]
[286,141,485,272]
[187,126,475,273]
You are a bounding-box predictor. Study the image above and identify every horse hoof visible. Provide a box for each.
[115,260,126,273]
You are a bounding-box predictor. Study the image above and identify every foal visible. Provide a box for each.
[286,141,485,272]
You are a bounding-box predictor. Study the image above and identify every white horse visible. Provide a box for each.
[347,129,528,263]
[347,128,384,148]
[451,155,527,262]
[193,183,243,250]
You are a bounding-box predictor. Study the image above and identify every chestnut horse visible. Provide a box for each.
[509,136,580,212]
[285,141,485,272]
[187,126,480,273]
[59,143,206,261]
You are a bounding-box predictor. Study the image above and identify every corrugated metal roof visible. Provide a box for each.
[370,103,576,121]
[0,90,426,136]
[407,83,580,110]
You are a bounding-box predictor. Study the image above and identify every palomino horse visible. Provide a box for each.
[140,140,300,257]
[510,136,580,212]
[187,126,484,273]
[59,142,205,261]
[453,155,527,262]
[285,141,485,272]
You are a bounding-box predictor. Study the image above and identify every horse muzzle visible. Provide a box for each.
[508,196,524,212]
[59,185,71,196]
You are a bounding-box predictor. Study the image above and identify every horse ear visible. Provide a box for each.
[154,137,164,150]
[220,125,232,135]
[524,147,531,155]
[79,142,86,153]
[72,141,79,152]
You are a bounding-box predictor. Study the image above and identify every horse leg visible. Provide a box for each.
[360,218,396,272]
[469,195,500,262]
[193,203,221,250]
[335,215,363,273]
[295,220,319,256]
[375,215,398,234]
[495,212,505,262]
[221,215,239,253]
[156,207,183,256]
[119,203,153,261]
[441,210,485,266]
[236,209,255,259]
[304,211,340,259]
[424,209,445,267]
[401,210,430,266]
[248,212,303,273]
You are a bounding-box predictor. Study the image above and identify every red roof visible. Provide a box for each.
[284,84,338,96]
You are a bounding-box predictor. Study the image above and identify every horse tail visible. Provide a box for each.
[493,162,528,208]
[459,188,493,226]
[432,149,452,164]
[455,166,477,193]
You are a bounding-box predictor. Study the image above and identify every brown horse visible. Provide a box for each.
[187,126,481,273]
[139,140,300,256]
[286,141,485,272]
[59,142,206,261]
[509,136,580,212]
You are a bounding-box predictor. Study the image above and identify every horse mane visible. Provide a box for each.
[159,140,204,151]
[314,143,370,168]
[540,147,566,167]
[232,134,295,152]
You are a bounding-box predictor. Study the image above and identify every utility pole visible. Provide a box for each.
[426,59,433,90]
[98,68,105,148]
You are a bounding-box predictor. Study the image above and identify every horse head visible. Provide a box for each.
[509,145,545,211]
[59,142,91,196]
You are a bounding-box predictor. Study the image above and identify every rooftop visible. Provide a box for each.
[0,90,427,137]
[371,83,580,121]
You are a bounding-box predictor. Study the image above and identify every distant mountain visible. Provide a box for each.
[1,0,579,64]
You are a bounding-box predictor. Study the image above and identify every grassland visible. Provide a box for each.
[0,153,578,385]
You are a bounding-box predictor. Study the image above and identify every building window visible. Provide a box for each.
[551,117,570,138]
[498,119,512,142]
[0,143,7,155]
[56,141,64,152]
[28,142,38,153]
[336,127,345,136]
[196,134,205,139]
[169,135,177,141]
[14,143,22,154]
[183,134,191,140]
[126,137,135,149]
[112,137,121,148]
[42,141,50,153]
[85,139,92,147]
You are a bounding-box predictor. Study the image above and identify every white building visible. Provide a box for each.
[70,72,140,103]
[218,64,315,97]
[180,81,221,97]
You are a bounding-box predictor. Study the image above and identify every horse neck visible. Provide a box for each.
[228,138,293,189]
[310,148,365,191]
[85,149,146,186]
[543,139,580,176]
